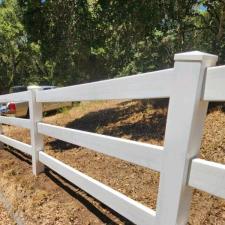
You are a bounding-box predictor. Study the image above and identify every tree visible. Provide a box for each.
[1,0,225,93]
[0,0,45,93]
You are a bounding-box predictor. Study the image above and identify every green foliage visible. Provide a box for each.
[0,0,47,93]
[0,0,225,93]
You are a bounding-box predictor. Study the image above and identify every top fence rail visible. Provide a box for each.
[204,65,225,101]
[0,90,30,103]
[36,69,174,102]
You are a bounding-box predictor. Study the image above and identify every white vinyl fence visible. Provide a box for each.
[0,51,225,225]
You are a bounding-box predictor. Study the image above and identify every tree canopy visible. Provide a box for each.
[0,0,225,93]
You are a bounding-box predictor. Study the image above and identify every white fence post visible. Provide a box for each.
[29,87,44,175]
[155,51,218,225]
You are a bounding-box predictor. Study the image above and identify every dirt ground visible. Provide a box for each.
[0,202,15,225]
[1,100,225,224]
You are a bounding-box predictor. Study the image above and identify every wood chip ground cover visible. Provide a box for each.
[1,100,225,224]
[0,202,15,225]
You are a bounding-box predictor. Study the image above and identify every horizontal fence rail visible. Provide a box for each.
[188,158,225,199]
[204,65,225,101]
[0,135,31,155]
[39,151,156,225]
[38,123,163,172]
[36,69,174,102]
[0,116,31,129]
[0,91,30,103]
[0,51,225,225]
[0,91,32,156]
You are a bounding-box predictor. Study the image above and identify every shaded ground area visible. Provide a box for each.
[0,148,130,225]
[1,100,225,224]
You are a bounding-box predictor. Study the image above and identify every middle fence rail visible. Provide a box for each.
[0,51,225,225]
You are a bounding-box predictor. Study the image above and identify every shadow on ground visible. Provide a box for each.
[4,147,133,225]
[49,99,169,151]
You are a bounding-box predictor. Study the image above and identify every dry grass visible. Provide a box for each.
[0,100,225,224]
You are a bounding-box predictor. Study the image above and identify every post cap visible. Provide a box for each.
[174,51,218,63]
[27,85,41,90]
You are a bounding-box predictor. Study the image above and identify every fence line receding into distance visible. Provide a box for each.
[0,51,224,225]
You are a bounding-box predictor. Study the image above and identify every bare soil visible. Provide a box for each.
[0,202,15,225]
[1,100,225,225]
